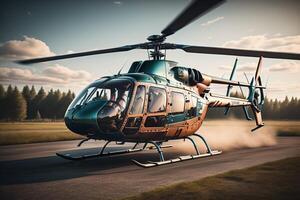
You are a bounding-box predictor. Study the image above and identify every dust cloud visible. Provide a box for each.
[172,120,277,153]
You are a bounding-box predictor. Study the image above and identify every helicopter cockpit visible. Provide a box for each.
[65,78,132,136]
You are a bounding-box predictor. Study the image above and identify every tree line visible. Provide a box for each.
[0,84,75,121]
[0,85,299,121]
[206,91,300,120]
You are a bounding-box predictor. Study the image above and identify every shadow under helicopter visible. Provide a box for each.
[0,145,206,185]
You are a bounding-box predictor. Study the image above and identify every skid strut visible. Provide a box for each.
[56,140,172,161]
[132,133,221,168]
[57,134,221,167]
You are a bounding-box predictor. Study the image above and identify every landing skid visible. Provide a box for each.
[56,133,221,167]
[132,150,222,168]
[56,140,172,161]
[131,133,222,168]
[56,148,144,161]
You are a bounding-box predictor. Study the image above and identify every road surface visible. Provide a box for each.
[0,137,299,200]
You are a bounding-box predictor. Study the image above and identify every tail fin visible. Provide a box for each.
[224,58,238,115]
[224,58,252,120]
[226,58,238,96]
[248,56,265,131]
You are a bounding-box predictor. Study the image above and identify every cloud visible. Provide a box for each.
[113,1,123,6]
[219,62,257,72]
[220,60,300,73]
[267,84,300,94]
[201,16,224,26]
[223,34,300,53]
[0,65,92,85]
[42,64,91,80]
[0,36,55,60]
[268,61,300,72]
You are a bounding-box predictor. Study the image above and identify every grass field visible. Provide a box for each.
[0,120,299,145]
[268,121,300,137]
[204,120,300,137]
[0,122,83,145]
[124,157,300,200]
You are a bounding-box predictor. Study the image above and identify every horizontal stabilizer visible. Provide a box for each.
[207,75,266,89]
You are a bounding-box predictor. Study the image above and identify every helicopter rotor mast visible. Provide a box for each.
[17,0,300,65]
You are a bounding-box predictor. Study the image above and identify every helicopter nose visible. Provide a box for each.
[64,101,106,136]
[97,104,121,133]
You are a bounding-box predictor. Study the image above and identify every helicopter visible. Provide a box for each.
[18,0,300,167]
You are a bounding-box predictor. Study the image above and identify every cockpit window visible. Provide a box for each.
[87,88,111,102]
[68,78,132,110]
[97,79,132,132]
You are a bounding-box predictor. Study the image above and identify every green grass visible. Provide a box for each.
[267,121,300,137]
[206,120,300,137]
[124,157,300,200]
[0,122,83,145]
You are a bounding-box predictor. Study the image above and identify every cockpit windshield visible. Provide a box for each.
[68,78,132,111]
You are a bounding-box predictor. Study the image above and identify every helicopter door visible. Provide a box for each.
[141,86,167,138]
[167,91,187,138]
[123,85,146,135]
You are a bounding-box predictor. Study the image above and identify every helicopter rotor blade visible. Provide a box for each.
[161,0,225,37]
[17,43,149,64]
[167,44,300,60]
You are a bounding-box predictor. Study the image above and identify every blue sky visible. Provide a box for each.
[0,0,299,100]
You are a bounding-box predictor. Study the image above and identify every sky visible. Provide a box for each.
[0,0,299,100]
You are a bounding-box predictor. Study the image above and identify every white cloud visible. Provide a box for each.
[267,84,300,94]
[220,60,300,73]
[219,62,257,72]
[0,36,55,60]
[201,16,224,26]
[43,64,91,80]
[113,1,123,6]
[268,61,300,72]
[0,65,92,85]
[223,34,300,53]
[222,35,300,73]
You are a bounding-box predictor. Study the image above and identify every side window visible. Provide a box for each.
[147,87,167,113]
[124,117,143,135]
[170,92,185,114]
[187,96,198,117]
[145,116,166,127]
[130,85,145,114]
[125,117,142,128]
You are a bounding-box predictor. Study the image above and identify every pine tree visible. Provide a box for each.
[53,89,62,119]
[27,86,37,119]
[0,84,5,99]
[22,85,31,102]
[57,90,74,118]
[40,89,62,119]
[2,85,13,120]
[0,84,6,119]
[262,97,272,119]
[280,96,289,119]
[9,87,27,121]
[288,97,297,120]
[273,99,280,120]
[296,98,300,120]
[32,87,46,119]
[22,85,31,119]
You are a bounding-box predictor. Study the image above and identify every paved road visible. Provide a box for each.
[0,137,299,200]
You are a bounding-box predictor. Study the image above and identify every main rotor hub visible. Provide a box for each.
[147,35,166,60]
[147,34,165,43]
